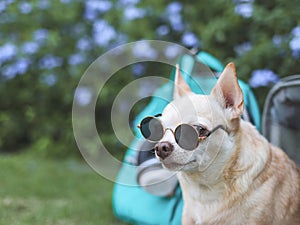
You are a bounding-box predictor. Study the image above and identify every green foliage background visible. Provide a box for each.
[0,0,299,157]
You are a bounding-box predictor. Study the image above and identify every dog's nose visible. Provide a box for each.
[155,141,173,160]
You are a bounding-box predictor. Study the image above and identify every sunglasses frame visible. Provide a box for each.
[137,115,228,151]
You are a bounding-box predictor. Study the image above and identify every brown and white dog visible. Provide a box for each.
[154,63,300,225]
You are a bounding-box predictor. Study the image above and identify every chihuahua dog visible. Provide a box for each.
[141,63,300,224]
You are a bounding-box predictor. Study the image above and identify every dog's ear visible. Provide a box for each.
[211,62,244,119]
[173,64,192,99]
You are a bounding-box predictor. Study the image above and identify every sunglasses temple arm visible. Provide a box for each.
[206,125,228,137]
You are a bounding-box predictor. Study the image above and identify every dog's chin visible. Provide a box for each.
[161,160,198,172]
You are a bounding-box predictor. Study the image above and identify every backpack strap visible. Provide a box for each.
[196,51,224,72]
[176,51,224,85]
[178,54,195,84]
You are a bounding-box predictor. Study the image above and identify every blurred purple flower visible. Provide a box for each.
[0,1,6,12]
[19,2,32,14]
[75,87,93,106]
[76,38,92,51]
[118,0,139,6]
[43,74,57,86]
[123,6,145,21]
[2,65,17,79]
[39,54,63,69]
[182,32,198,47]
[235,3,253,18]
[0,0,15,12]
[2,58,31,79]
[0,43,17,64]
[156,25,170,36]
[60,0,71,4]
[272,35,282,46]
[93,20,116,47]
[22,41,39,54]
[290,26,300,58]
[234,42,252,56]
[84,0,112,21]
[38,0,50,10]
[166,2,182,14]
[68,53,85,65]
[169,14,184,31]
[289,37,300,57]
[291,26,300,37]
[164,44,181,59]
[131,63,145,77]
[84,9,96,21]
[249,69,279,88]
[132,41,158,59]
[14,58,31,73]
[33,29,49,42]
[166,2,184,31]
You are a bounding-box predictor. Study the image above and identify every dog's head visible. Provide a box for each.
[154,63,244,173]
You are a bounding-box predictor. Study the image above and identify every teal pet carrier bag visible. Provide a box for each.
[112,51,261,225]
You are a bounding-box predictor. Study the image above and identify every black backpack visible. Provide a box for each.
[262,75,300,166]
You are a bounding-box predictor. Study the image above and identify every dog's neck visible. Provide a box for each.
[177,120,270,204]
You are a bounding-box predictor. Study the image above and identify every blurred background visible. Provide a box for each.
[0,0,299,224]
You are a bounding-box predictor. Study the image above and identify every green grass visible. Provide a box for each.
[0,153,130,225]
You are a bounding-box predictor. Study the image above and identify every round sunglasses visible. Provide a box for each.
[138,115,227,151]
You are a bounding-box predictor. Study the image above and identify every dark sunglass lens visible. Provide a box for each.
[175,124,199,150]
[140,117,164,141]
